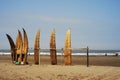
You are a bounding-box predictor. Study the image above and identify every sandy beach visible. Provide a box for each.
[0,55,120,80]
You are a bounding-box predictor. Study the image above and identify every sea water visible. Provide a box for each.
[0,49,120,56]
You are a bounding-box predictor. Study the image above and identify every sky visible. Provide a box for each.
[0,0,120,50]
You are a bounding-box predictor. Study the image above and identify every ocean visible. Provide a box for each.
[0,49,120,56]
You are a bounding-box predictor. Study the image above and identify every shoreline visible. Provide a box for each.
[0,52,120,56]
[0,55,120,67]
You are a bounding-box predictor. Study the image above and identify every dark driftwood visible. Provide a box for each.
[50,29,57,65]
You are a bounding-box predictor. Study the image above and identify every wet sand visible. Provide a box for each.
[0,55,120,80]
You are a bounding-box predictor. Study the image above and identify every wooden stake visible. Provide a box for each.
[87,46,89,67]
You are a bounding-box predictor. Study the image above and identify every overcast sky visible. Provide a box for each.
[0,0,120,50]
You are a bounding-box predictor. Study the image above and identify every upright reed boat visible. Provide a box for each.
[34,29,40,65]
[50,29,57,65]
[6,34,16,63]
[16,30,23,64]
[64,29,72,65]
[22,28,28,64]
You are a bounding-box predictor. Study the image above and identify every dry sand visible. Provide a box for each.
[0,55,120,80]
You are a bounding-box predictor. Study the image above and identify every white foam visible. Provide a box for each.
[0,52,11,55]
[0,52,120,56]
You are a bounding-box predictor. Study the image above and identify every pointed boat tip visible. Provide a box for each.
[53,28,56,31]
[35,29,40,36]
[37,29,40,33]
[52,28,55,33]
[38,29,40,31]
[6,34,11,37]
[6,34,9,37]
[65,28,71,33]
[6,33,8,35]
[66,28,71,33]
[22,28,26,33]
[22,28,25,31]
[18,30,23,36]
[18,29,20,32]
[53,28,55,30]
[68,28,71,31]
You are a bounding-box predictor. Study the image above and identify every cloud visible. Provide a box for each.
[39,16,81,24]
[26,15,95,26]
[27,15,83,24]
